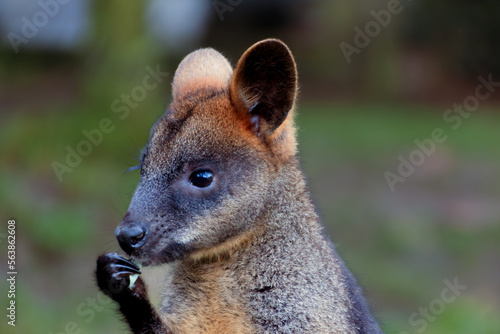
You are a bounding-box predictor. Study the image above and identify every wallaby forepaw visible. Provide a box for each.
[96,252,141,300]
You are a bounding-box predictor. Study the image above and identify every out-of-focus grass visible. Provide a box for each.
[1,101,499,333]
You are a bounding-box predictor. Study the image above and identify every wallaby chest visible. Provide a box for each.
[160,260,255,334]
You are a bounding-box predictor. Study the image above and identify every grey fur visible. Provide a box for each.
[99,39,383,334]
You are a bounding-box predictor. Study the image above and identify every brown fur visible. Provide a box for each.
[98,39,382,334]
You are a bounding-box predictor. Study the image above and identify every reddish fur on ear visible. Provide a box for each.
[172,48,233,101]
[230,39,298,136]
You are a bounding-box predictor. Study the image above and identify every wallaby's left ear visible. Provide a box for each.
[230,39,298,136]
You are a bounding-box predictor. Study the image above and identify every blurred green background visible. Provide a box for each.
[1,1,499,333]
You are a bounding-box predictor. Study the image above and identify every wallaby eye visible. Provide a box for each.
[189,170,214,188]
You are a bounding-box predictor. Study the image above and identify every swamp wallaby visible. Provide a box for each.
[96,39,382,334]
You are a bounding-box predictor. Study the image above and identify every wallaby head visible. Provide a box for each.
[115,39,299,266]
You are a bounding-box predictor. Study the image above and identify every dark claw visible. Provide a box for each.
[111,268,140,280]
[105,253,141,271]
[112,263,142,275]
[112,271,131,280]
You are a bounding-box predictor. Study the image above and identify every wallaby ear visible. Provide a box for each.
[172,48,233,101]
[230,39,298,135]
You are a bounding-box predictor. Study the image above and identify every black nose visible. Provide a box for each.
[115,223,147,254]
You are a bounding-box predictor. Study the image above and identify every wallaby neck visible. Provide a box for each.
[263,158,321,232]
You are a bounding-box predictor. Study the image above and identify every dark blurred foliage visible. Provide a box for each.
[400,0,500,80]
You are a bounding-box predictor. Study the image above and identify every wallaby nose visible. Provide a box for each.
[115,223,147,255]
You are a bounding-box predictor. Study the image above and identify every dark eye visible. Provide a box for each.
[189,170,214,188]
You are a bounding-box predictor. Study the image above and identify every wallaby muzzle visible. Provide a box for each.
[115,213,148,255]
